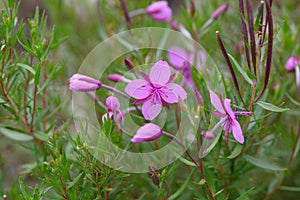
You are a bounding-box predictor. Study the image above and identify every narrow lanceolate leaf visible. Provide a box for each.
[257,101,289,112]
[236,187,255,200]
[16,63,36,75]
[178,157,196,167]
[228,53,253,85]
[199,129,222,158]
[0,127,33,141]
[228,143,243,159]
[245,155,286,171]
[279,186,300,192]
[168,168,195,200]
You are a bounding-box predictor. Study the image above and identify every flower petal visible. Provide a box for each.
[150,60,171,86]
[142,95,162,120]
[168,46,189,70]
[106,96,120,111]
[231,119,244,144]
[158,87,178,103]
[165,83,187,100]
[209,91,225,114]
[224,98,235,120]
[125,79,152,99]
[131,123,162,143]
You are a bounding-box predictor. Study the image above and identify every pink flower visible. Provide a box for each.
[131,123,162,143]
[125,60,187,120]
[69,74,101,92]
[285,56,299,72]
[168,46,206,89]
[209,91,251,144]
[146,1,172,22]
[102,96,124,123]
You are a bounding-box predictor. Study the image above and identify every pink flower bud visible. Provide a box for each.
[107,74,124,82]
[201,131,214,139]
[146,1,172,22]
[170,21,178,30]
[131,123,162,143]
[211,4,228,20]
[285,56,299,72]
[69,74,101,92]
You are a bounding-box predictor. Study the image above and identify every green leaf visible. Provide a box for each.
[16,63,36,75]
[228,53,253,85]
[203,163,216,194]
[279,186,300,192]
[228,144,243,159]
[18,177,31,199]
[199,129,222,158]
[0,127,33,141]
[67,172,84,189]
[34,66,41,84]
[257,101,289,112]
[178,157,196,167]
[168,168,195,200]
[37,65,61,94]
[245,155,286,171]
[236,187,254,200]
[33,131,49,142]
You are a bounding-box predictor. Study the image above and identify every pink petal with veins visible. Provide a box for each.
[158,87,178,103]
[125,79,152,99]
[150,60,171,86]
[209,91,226,114]
[165,83,187,100]
[231,119,244,144]
[142,94,162,120]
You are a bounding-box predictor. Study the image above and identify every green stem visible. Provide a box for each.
[162,131,215,200]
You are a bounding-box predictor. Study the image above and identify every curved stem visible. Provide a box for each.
[102,84,130,100]
[128,9,146,18]
[162,131,215,200]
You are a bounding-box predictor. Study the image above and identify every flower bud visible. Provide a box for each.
[149,172,160,187]
[69,74,101,92]
[107,74,124,82]
[131,123,162,143]
[201,131,214,139]
[146,1,172,22]
[124,58,135,70]
[211,4,228,20]
[170,21,178,30]
[285,56,299,72]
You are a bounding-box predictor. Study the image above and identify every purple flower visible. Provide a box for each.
[131,123,162,143]
[69,74,101,92]
[285,56,299,72]
[125,60,187,120]
[102,96,124,123]
[146,1,172,22]
[168,46,206,88]
[209,91,251,144]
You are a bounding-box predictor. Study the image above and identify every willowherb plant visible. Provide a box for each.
[1,0,300,199]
